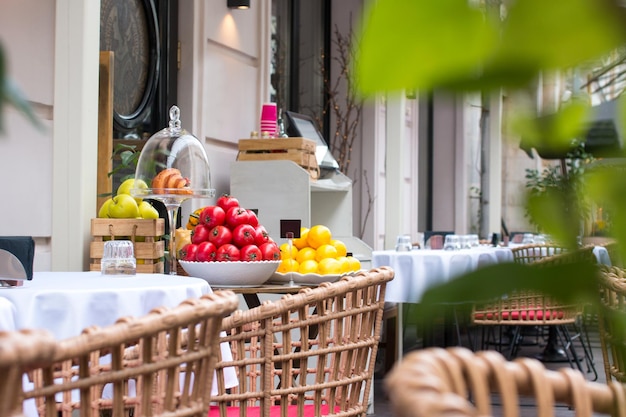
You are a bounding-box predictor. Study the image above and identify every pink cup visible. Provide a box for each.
[260,103,277,121]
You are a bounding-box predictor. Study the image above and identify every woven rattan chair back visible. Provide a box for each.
[385,347,626,417]
[471,245,597,376]
[2,291,238,417]
[597,265,626,383]
[473,245,595,327]
[210,267,394,417]
[510,243,565,264]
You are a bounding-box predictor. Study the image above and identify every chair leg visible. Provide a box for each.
[569,321,598,381]
[508,326,523,359]
[555,325,587,376]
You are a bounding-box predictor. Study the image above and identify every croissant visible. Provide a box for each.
[151,168,192,195]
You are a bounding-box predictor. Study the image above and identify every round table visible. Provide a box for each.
[0,271,236,415]
[0,271,210,339]
[372,246,513,303]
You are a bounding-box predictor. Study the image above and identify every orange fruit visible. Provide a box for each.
[307,225,332,249]
[277,258,299,273]
[336,256,351,274]
[315,244,338,262]
[279,243,298,260]
[293,227,310,250]
[298,259,318,274]
[318,258,341,275]
[330,239,347,257]
[346,256,361,272]
[296,247,317,264]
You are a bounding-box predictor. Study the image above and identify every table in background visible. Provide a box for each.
[372,246,513,304]
[372,246,514,360]
[0,271,210,339]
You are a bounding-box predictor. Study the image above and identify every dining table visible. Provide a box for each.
[372,245,514,360]
[0,271,238,416]
[372,246,514,304]
[0,271,211,339]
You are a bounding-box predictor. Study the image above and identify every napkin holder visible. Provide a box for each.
[0,249,28,287]
[0,236,34,286]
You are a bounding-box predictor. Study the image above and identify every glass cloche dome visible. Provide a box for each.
[131,105,215,274]
[132,105,215,206]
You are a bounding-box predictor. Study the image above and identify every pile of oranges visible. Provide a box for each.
[277,225,361,275]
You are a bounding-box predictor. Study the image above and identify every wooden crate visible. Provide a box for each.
[237,138,320,180]
[90,218,165,273]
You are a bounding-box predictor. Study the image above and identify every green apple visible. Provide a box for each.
[108,194,140,219]
[117,178,148,204]
[98,198,113,218]
[138,201,159,219]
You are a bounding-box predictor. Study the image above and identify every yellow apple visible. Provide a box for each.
[108,194,139,219]
[138,201,159,219]
[98,198,113,218]
[117,178,148,204]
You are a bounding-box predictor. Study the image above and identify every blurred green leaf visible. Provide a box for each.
[492,0,626,71]
[356,0,496,95]
[515,99,591,157]
[356,0,626,335]
[356,0,626,95]
[526,188,581,247]
[0,43,44,134]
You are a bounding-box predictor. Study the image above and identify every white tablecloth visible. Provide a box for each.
[372,247,513,303]
[0,296,17,331]
[0,271,210,339]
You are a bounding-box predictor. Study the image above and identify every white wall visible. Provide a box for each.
[0,0,100,271]
[0,0,54,270]
[178,0,271,214]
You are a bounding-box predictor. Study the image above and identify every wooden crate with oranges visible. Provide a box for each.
[89,218,166,273]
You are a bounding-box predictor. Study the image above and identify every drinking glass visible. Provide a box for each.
[460,235,471,249]
[395,235,412,251]
[132,106,216,274]
[443,235,460,251]
[522,233,535,244]
[101,240,136,275]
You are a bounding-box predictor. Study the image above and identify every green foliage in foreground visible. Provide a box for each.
[355,0,626,319]
[0,42,43,134]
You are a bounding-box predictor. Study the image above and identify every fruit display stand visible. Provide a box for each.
[230,160,372,268]
[90,218,166,273]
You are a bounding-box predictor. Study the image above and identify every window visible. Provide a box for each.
[271,0,330,140]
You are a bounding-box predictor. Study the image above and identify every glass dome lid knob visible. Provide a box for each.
[169,105,182,131]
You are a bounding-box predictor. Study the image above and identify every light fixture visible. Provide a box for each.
[227,0,250,9]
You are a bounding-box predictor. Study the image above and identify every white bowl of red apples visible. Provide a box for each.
[178,194,281,287]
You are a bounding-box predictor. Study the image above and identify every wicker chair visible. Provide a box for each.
[1,291,239,417]
[384,346,626,417]
[210,266,395,417]
[597,265,626,384]
[472,244,597,378]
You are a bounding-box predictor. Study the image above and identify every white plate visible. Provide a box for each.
[267,271,347,286]
[179,260,280,287]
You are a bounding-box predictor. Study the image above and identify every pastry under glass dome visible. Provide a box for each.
[131,105,215,274]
